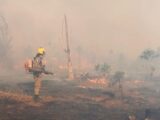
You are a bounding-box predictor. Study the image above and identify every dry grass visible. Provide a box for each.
[0,79,159,120]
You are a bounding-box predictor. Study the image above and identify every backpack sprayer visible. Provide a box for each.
[24,59,53,75]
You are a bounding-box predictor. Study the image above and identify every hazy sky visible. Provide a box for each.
[1,0,160,60]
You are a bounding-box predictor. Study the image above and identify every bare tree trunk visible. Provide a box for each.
[64,15,74,80]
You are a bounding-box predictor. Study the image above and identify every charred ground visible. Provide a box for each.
[0,76,160,120]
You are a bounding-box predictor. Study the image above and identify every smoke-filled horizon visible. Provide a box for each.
[0,0,160,62]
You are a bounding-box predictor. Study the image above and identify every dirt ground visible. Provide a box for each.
[0,75,160,120]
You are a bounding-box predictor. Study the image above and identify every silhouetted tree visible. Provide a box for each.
[113,71,125,99]
[95,63,111,77]
[140,49,157,80]
[0,15,12,68]
[140,49,156,60]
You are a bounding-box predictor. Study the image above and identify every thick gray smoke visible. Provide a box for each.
[0,0,160,78]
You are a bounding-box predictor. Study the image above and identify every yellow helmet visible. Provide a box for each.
[38,47,45,55]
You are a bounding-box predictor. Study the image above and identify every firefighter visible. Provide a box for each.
[32,47,46,101]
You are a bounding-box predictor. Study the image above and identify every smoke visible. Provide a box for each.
[0,0,160,75]
[0,15,13,72]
